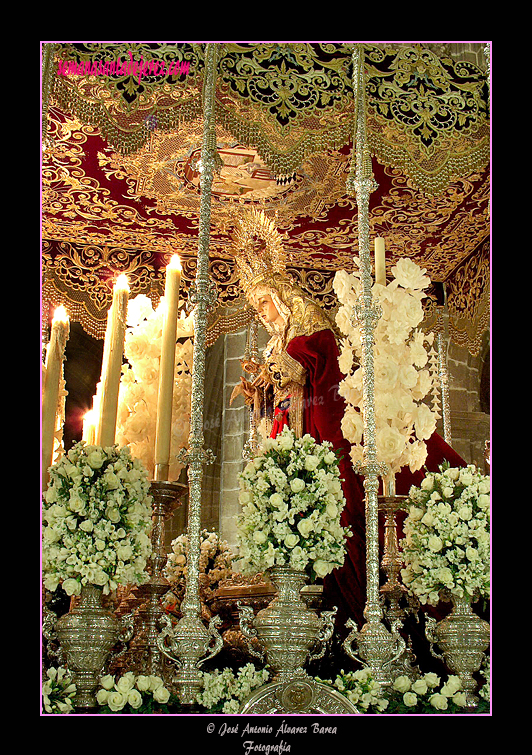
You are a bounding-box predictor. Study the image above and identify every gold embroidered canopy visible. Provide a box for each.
[41,41,490,355]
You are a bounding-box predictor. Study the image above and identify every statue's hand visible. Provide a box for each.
[251,369,271,390]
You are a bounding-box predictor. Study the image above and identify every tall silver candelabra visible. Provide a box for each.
[342,44,403,685]
[156,43,223,704]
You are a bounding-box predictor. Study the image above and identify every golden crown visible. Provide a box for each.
[231,208,288,296]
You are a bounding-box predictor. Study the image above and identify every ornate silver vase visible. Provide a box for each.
[55,584,133,708]
[426,593,490,707]
[238,567,357,714]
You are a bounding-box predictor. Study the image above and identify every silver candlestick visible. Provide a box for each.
[343,44,403,686]
[156,43,223,704]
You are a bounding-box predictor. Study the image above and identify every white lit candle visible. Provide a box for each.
[374,237,386,286]
[96,274,129,447]
[154,254,182,480]
[42,305,70,488]
[82,409,96,445]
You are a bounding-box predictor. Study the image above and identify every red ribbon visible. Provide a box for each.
[270,405,290,438]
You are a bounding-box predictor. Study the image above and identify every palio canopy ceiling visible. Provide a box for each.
[41,42,490,355]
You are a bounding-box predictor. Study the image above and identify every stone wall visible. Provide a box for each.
[446,332,490,471]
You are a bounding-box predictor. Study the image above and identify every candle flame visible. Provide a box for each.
[53,304,69,323]
[115,274,130,291]
[168,254,182,271]
[83,409,96,424]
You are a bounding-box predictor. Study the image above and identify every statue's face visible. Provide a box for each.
[256,293,281,324]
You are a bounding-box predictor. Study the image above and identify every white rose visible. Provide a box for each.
[452,692,467,708]
[459,470,474,486]
[278,432,294,451]
[333,269,359,304]
[428,536,443,552]
[421,474,435,490]
[374,356,399,391]
[313,559,332,578]
[62,578,81,596]
[325,501,338,519]
[153,685,170,704]
[441,676,462,696]
[297,518,314,538]
[96,688,110,705]
[338,345,353,375]
[107,691,127,712]
[253,530,267,544]
[411,678,428,695]
[478,479,490,495]
[100,674,115,690]
[457,505,473,521]
[284,533,299,549]
[391,258,430,291]
[115,672,136,694]
[403,692,418,707]
[304,455,320,471]
[429,693,448,711]
[478,494,490,510]
[135,675,151,692]
[414,403,437,441]
[376,425,405,463]
[290,478,305,493]
[148,676,164,691]
[126,293,154,327]
[87,450,105,469]
[117,544,134,561]
[269,493,284,507]
[127,689,143,709]
[408,506,424,521]
[392,675,411,693]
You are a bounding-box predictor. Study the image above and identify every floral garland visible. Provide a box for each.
[42,443,153,596]
[96,672,177,713]
[163,529,234,612]
[115,294,194,480]
[333,258,437,476]
[196,664,270,714]
[315,667,389,713]
[400,463,490,605]
[235,428,352,580]
[317,668,488,714]
[42,667,77,714]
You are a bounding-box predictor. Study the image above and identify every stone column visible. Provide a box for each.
[218,324,269,552]
[218,327,249,553]
[446,337,490,469]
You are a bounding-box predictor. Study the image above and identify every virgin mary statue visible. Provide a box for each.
[230,209,464,632]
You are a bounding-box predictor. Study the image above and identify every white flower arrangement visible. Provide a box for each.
[42,442,153,597]
[400,464,490,606]
[163,529,234,610]
[235,428,352,581]
[196,664,270,714]
[96,672,175,713]
[317,669,470,713]
[42,666,77,714]
[387,672,468,713]
[333,257,437,475]
[316,667,389,713]
[115,294,194,480]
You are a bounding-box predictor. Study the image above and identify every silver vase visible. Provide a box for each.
[426,594,490,707]
[55,584,133,708]
[239,567,331,679]
[238,567,357,714]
